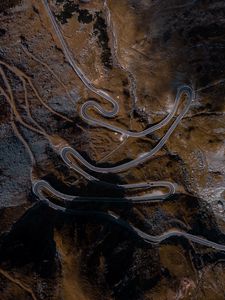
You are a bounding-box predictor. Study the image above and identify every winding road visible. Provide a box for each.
[60,84,193,174]
[30,0,225,251]
[33,179,175,203]
[33,180,225,252]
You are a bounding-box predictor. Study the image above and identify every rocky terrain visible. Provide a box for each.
[0,0,225,299]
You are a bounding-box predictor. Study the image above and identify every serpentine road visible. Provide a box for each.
[33,181,225,252]
[33,179,175,203]
[31,0,225,251]
[60,85,193,174]
[43,0,193,137]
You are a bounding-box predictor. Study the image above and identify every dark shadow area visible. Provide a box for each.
[0,191,225,299]
[0,201,57,277]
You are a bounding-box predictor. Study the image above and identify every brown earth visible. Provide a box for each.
[0,0,225,299]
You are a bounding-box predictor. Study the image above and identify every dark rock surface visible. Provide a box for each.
[0,0,225,299]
